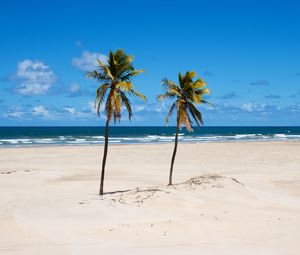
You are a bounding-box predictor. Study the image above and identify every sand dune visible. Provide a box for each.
[0,141,300,255]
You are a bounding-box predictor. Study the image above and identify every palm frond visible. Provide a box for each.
[130,69,144,76]
[166,101,177,125]
[162,78,177,89]
[178,73,183,86]
[120,70,144,81]
[157,92,177,101]
[195,88,210,95]
[116,81,133,91]
[101,64,115,81]
[120,92,133,120]
[184,71,196,82]
[200,99,213,106]
[96,83,110,95]
[187,102,203,126]
[193,78,206,89]
[86,70,110,82]
[95,83,110,117]
[191,94,201,104]
[178,107,193,132]
[112,89,122,123]
[130,89,147,102]
[178,71,196,89]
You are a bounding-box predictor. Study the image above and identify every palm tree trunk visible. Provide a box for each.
[169,118,179,186]
[99,118,110,195]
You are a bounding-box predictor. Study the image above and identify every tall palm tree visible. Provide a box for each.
[87,49,146,195]
[158,71,211,186]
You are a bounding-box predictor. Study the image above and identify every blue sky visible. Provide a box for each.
[0,0,299,126]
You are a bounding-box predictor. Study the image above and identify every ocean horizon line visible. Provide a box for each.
[0,126,299,147]
[1,125,300,128]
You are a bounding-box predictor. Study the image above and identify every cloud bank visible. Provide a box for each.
[13,60,56,95]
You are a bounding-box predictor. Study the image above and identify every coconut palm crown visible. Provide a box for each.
[86,49,146,195]
[158,71,211,130]
[158,71,211,185]
[87,49,146,122]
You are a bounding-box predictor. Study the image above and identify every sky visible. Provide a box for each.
[0,0,299,126]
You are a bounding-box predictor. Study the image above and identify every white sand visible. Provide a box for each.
[0,141,300,255]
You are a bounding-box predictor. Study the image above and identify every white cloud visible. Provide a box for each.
[60,102,100,119]
[240,103,281,113]
[4,107,24,119]
[63,107,76,115]
[72,51,107,72]
[133,104,146,112]
[154,107,162,113]
[88,101,97,113]
[14,60,56,95]
[241,103,255,112]
[69,82,80,93]
[89,100,106,115]
[32,105,52,119]
[241,103,266,112]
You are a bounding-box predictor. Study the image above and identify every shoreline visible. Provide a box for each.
[1,139,300,149]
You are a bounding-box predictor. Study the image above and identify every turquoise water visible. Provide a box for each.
[0,126,299,146]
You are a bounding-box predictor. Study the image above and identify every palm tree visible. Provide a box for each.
[158,71,211,186]
[87,49,146,195]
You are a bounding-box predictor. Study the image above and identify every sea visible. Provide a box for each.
[0,126,299,147]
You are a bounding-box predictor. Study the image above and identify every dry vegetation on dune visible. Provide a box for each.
[97,175,244,207]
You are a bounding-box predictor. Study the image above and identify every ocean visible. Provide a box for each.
[0,126,299,147]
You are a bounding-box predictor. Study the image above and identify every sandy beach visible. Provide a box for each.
[0,141,300,255]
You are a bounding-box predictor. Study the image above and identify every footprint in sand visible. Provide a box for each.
[1,169,33,174]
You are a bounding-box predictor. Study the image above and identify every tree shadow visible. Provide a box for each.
[104,189,132,195]
[104,187,165,196]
